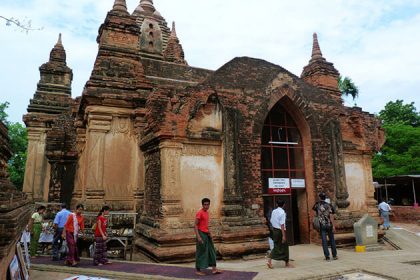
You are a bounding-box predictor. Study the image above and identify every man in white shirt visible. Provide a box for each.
[267,200,293,269]
[378,200,392,230]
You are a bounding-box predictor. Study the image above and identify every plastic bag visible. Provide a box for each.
[89,243,95,258]
[268,237,274,250]
[313,216,320,231]
[60,240,69,256]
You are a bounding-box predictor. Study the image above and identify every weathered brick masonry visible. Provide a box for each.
[0,121,31,277]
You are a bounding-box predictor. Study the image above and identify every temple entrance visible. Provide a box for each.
[261,102,306,245]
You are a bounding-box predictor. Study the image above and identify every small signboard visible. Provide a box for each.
[366,225,374,238]
[268,178,291,194]
[291,179,305,188]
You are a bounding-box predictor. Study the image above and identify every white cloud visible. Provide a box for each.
[0,0,419,123]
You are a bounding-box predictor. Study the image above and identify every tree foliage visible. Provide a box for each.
[338,76,359,100]
[378,99,419,127]
[0,101,9,123]
[373,100,420,178]
[0,102,27,190]
[372,124,420,178]
[8,122,27,189]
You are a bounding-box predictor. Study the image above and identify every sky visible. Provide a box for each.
[1,0,419,124]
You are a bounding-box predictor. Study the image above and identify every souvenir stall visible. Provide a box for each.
[33,202,61,255]
[82,212,137,260]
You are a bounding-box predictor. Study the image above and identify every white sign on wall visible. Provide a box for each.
[268,178,290,194]
[291,179,305,188]
[366,225,374,238]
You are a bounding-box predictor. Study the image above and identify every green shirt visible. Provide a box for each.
[32,212,43,223]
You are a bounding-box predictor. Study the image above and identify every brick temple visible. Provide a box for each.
[22,0,385,261]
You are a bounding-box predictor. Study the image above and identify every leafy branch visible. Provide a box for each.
[0,15,43,33]
[338,76,359,100]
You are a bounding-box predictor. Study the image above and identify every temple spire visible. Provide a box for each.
[163,21,187,65]
[140,0,155,13]
[171,21,177,38]
[113,0,128,13]
[55,33,63,47]
[311,33,324,61]
[301,32,341,100]
[49,33,66,63]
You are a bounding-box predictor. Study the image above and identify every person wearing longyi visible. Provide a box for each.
[266,199,294,269]
[93,205,112,266]
[28,205,46,257]
[194,198,222,276]
[62,204,85,266]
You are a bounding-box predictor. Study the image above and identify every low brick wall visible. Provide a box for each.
[390,206,420,223]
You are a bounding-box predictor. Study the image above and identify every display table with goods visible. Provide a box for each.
[33,202,62,255]
[82,212,137,260]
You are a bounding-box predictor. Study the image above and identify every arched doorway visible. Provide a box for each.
[261,102,307,245]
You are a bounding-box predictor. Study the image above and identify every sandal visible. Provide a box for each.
[212,269,223,274]
[195,271,206,276]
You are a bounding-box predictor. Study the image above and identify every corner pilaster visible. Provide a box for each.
[84,113,112,207]
[22,127,50,202]
[159,141,184,229]
[222,109,244,224]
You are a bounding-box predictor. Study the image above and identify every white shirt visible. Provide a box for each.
[270,207,286,230]
[378,201,391,212]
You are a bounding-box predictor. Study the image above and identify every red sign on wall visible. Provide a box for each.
[268,178,291,195]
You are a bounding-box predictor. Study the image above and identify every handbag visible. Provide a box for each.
[313,215,321,231]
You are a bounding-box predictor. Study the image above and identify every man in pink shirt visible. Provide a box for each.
[194,198,222,276]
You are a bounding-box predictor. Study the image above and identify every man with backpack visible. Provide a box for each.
[313,192,338,261]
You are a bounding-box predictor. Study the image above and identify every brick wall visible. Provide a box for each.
[390,206,420,223]
[0,121,31,275]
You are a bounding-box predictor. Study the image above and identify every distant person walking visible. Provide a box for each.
[194,198,222,276]
[313,192,337,261]
[378,200,392,230]
[62,204,85,266]
[29,205,46,257]
[266,200,293,269]
[52,203,71,261]
[93,206,112,266]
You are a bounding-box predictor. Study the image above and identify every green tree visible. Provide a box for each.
[373,100,420,178]
[338,76,359,100]
[8,122,28,189]
[372,124,420,178]
[0,101,9,123]
[0,101,28,190]
[378,99,419,127]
